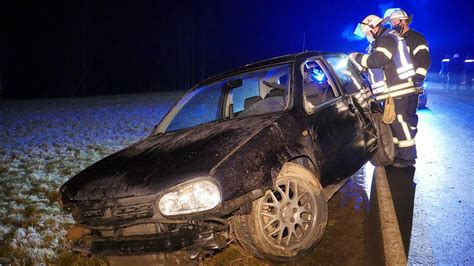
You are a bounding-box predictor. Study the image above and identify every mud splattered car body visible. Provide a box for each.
[60,51,380,262]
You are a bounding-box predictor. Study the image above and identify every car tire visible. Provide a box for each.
[370,112,395,166]
[231,162,327,262]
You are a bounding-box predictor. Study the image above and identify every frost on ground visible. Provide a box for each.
[0,91,183,264]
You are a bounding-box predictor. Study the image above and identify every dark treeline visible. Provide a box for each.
[3,1,228,98]
[3,0,474,98]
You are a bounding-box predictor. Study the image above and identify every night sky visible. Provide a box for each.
[3,0,474,98]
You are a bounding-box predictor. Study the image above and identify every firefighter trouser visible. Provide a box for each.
[390,96,418,160]
[441,73,448,90]
[466,72,473,91]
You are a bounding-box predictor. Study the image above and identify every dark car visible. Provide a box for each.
[60,52,387,263]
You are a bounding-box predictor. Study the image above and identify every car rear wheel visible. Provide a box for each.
[231,162,327,262]
[370,112,395,166]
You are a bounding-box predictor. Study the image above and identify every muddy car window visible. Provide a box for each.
[325,56,364,95]
[161,64,290,132]
[303,62,335,112]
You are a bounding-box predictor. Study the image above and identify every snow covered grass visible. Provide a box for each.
[0,91,183,264]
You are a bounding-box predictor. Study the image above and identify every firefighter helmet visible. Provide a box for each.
[388,8,413,25]
[354,15,384,38]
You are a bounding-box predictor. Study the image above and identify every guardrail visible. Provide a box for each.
[373,166,407,265]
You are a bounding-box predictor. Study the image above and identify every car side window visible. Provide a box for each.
[302,61,336,113]
[232,65,290,118]
[324,55,364,95]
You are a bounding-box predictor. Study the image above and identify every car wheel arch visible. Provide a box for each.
[287,156,319,179]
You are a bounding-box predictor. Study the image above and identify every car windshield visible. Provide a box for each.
[157,64,291,133]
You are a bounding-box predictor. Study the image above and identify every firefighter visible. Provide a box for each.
[450,53,464,93]
[440,54,450,91]
[386,8,431,159]
[464,54,474,92]
[350,14,417,168]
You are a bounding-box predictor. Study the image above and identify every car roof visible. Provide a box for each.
[193,51,346,88]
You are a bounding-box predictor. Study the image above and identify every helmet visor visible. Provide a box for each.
[354,23,369,38]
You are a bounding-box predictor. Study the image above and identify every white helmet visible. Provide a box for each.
[354,15,383,38]
[387,8,413,25]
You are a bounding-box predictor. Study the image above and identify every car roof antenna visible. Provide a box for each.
[302,32,306,52]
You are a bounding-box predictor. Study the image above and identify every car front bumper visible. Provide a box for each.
[72,223,228,256]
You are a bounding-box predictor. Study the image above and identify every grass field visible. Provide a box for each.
[0,92,182,264]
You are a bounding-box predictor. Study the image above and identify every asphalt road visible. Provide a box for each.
[408,83,474,264]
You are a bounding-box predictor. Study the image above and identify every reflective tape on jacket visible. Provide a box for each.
[375,47,393,59]
[397,40,410,66]
[361,54,369,68]
[372,80,386,89]
[379,30,415,80]
[375,87,417,101]
[398,139,416,148]
[368,68,387,96]
[372,87,386,95]
[416,67,428,76]
[413,45,429,55]
[399,69,416,79]
[388,82,413,91]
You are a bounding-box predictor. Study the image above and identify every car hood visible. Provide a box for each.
[61,113,283,201]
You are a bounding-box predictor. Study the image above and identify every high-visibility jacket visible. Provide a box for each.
[354,28,416,102]
[465,57,474,73]
[402,29,431,86]
[440,58,449,74]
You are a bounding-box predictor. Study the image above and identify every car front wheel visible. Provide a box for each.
[231,162,327,262]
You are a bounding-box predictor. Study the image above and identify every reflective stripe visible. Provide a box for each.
[413,45,429,55]
[465,59,474,63]
[397,63,415,74]
[397,114,412,141]
[375,87,417,101]
[389,82,413,91]
[392,137,416,147]
[398,139,416,148]
[442,59,450,62]
[372,81,386,88]
[350,75,362,89]
[375,47,393,59]
[398,41,410,66]
[399,69,416,79]
[416,67,428,76]
[368,69,375,83]
[350,57,364,71]
[361,54,369,68]
[410,126,417,130]
[372,87,385,94]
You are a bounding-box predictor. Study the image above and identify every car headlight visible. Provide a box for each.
[158,179,221,216]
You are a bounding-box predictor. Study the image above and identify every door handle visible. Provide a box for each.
[348,103,357,113]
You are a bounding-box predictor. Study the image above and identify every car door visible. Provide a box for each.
[301,57,364,185]
[323,55,378,157]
